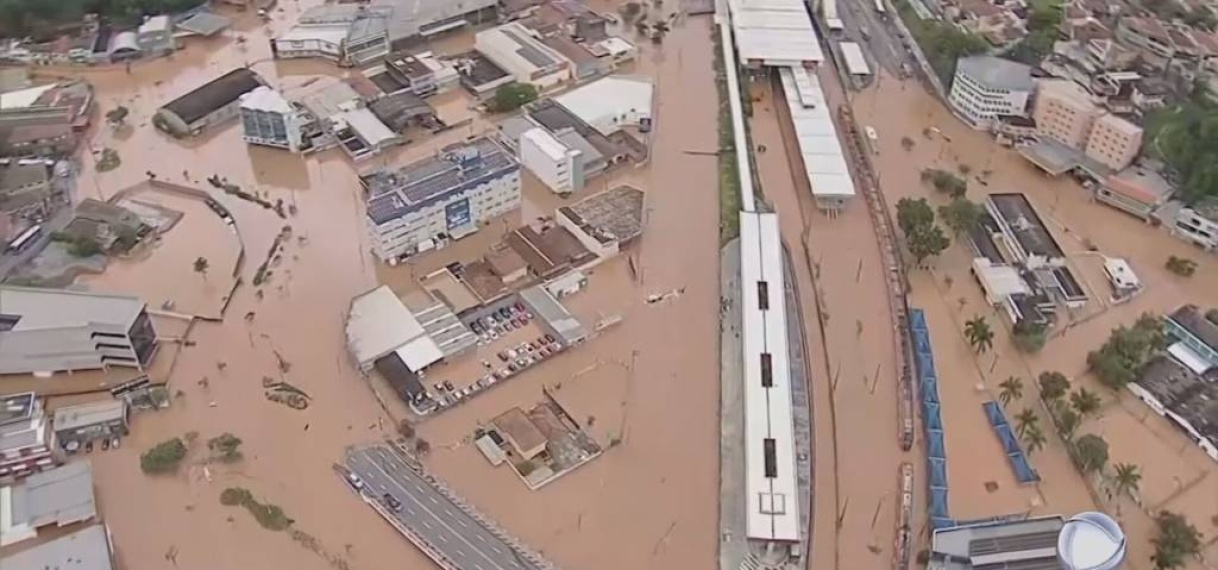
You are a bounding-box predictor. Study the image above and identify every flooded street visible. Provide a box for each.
[31,3,727,570]
[854,71,1218,567]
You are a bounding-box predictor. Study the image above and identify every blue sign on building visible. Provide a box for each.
[446,199,472,231]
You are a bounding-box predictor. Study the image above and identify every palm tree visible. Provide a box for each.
[964,315,995,354]
[998,376,1024,406]
[1113,462,1142,500]
[1015,407,1038,438]
[1022,423,1047,455]
[1070,388,1102,417]
[193,256,209,280]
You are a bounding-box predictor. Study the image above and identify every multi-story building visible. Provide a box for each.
[383,51,459,97]
[1033,79,1100,148]
[0,160,55,220]
[947,56,1035,130]
[362,137,521,263]
[1095,168,1171,221]
[1116,17,1176,62]
[1084,113,1142,171]
[520,127,582,195]
[0,393,57,483]
[239,86,309,152]
[475,23,573,91]
[1165,304,1218,372]
[1172,198,1218,251]
[0,286,158,375]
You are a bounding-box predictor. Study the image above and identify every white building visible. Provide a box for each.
[777,66,856,212]
[239,86,308,152]
[727,0,824,68]
[475,23,572,90]
[361,137,521,263]
[519,127,582,195]
[739,210,801,547]
[553,75,654,136]
[948,56,1036,130]
[1172,199,1218,251]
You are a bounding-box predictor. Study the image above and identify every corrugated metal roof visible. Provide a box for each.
[10,461,97,530]
[52,400,126,432]
[778,67,856,198]
[6,523,112,570]
[728,0,823,64]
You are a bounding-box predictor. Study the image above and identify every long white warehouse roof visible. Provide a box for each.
[729,0,823,65]
[739,210,800,543]
[778,66,856,198]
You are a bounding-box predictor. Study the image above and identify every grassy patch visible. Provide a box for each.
[713,28,742,245]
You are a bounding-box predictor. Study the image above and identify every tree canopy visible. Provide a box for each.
[1037,370,1070,401]
[1087,314,1168,390]
[1003,1,1062,65]
[1147,85,1218,203]
[491,83,539,113]
[140,437,187,474]
[896,197,951,264]
[1151,511,1202,570]
[938,197,983,236]
[1073,433,1109,473]
[900,4,988,86]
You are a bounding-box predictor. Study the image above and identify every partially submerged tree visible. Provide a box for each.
[1073,433,1109,474]
[140,437,188,474]
[1069,388,1102,417]
[1087,314,1168,390]
[964,315,994,354]
[207,433,244,463]
[998,376,1023,406]
[1014,407,1038,438]
[1165,255,1198,277]
[1037,370,1070,402]
[920,168,968,197]
[105,105,129,126]
[1012,319,1048,353]
[1151,511,1202,570]
[193,256,209,279]
[1112,462,1142,500]
[937,197,983,236]
[896,198,950,265]
[1021,423,1046,455]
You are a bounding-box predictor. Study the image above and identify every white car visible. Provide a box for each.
[346,473,365,491]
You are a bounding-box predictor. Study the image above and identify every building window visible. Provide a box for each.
[761,353,773,387]
[757,281,769,310]
[763,438,777,478]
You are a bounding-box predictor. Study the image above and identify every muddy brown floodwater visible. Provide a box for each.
[853,71,1218,568]
[31,3,729,570]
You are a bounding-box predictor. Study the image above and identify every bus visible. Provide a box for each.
[7,224,42,253]
[875,0,888,14]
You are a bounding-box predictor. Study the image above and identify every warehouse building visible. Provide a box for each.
[0,461,97,547]
[239,87,312,152]
[552,75,653,136]
[155,68,265,136]
[0,286,158,376]
[361,137,520,263]
[475,22,573,90]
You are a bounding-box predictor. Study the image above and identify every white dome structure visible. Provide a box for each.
[1058,512,1126,570]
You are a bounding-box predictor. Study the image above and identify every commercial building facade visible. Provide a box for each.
[519,127,582,195]
[1083,113,1143,171]
[948,56,1035,130]
[0,286,158,375]
[362,137,521,262]
[1033,79,1099,148]
[239,86,310,152]
[52,400,129,448]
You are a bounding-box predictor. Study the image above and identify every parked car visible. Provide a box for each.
[509,362,520,372]
[514,302,526,312]
[101,438,110,450]
[86,441,94,453]
[498,351,510,361]
[346,473,365,491]
[540,348,551,358]
[443,380,455,391]
[544,333,555,343]
[111,437,121,449]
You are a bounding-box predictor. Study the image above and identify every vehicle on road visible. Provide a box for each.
[443,380,455,391]
[346,472,365,491]
[6,224,42,253]
[382,493,402,512]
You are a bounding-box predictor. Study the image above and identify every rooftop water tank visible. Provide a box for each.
[1058,512,1126,570]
